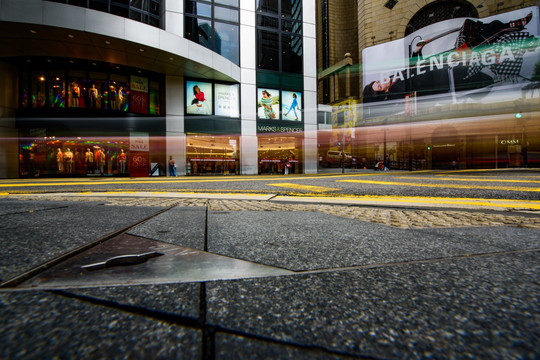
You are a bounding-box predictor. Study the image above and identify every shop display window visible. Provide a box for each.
[49,71,66,108]
[149,81,160,115]
[19,135,131,177]
[32,71,46,108]
[69,70,86,108]
[109,75,130,111]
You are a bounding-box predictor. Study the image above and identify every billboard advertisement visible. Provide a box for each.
[186,80,213,115]
[257,88,280,120]
[215,83,240,118]
[281,91,302,121]
[362,6,540,118]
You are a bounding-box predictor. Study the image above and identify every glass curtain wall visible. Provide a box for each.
[184,0,240,65]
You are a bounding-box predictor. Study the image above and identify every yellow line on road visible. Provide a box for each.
[267,183,340,193]
[338,179,540,192]
[398,176,540,184]
[273,194,540,210]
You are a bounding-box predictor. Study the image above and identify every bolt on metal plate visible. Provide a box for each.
[14,234,293,290]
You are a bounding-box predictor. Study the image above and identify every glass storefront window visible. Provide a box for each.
[69,70,86,108]
[149,81,160,115]
[258,134,301,175]
[19,135,131,177]
[186,134,239,175]
[49,71,66,108]
[31,71,46,108]
[88,72,107,109]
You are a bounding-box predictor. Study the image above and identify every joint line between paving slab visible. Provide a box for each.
[49,290,369,359]
[294,247,540,276]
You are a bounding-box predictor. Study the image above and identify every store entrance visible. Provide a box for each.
[186,134,240,175]
[258,134,302,174]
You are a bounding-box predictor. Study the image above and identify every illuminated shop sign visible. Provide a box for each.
[362,6,540,117]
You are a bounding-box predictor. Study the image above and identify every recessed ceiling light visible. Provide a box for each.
[68,34,75,39]
[105,40,111,45]
[139,48,145,52]
[169,57,174,61]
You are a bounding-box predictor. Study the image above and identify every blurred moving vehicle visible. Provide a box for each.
[326,151,352,167]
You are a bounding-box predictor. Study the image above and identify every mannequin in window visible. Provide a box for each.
[94,147,102,173]
[56,148,64,173]
[118,149,126,173]
[85,148,94,173]
[89,84,98,109]
[118,86,124,110]
[109,85,117,110]
[71,82,80,108]
[64,148,74,174]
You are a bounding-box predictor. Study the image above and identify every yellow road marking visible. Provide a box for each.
[273,194,540,210]
[398,176,540,184]
[267,183,340,193]
[338,179,540,192]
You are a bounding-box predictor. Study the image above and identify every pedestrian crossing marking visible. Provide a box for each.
[267,183,339,193]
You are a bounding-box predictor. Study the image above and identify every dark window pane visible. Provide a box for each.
[150,1,159,16]
[89,0,108,12]
[149,16,159,27]
[214,22,239,64]
[281,33,302,73]
[111,4,129,17]
[112,0,130,5]
[185,0,211,17]
[257,14,279,29]
[129,10,142,22]
[281,0,302,20]
[185,17,213,49]
[215,0,238,7]
[68,0,88,7]
[281,19,301,34]
[257,30,279,71]
[130,0,144,10]
[214,6,238,22]
[256,0,278,15]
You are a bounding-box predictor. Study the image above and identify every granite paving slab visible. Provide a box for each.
[0,200,164,282]
[127,207,206,250]
[206,252,539,359]
[206,210,538,271]
[0,290,201,359]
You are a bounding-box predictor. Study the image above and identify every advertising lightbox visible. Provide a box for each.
[281,91,302,121]
[215,83,240,118]
[186,80,213,115]
[257,88,280,120]
[362,6,540,118]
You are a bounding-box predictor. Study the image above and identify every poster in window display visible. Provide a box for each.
[281,91,302,121]
[215,83,240,118]
[257,88,280,120]
[362,6,540,118]
[186,81,213,115]
[130,75,149,114]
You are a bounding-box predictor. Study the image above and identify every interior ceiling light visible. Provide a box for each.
[68,34,75,38]
[384,0,398,10]
[30,29,37,34]
[105,40,111,45]
[139,48,145,52]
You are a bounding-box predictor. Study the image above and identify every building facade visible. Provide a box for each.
[318,0,540,170]
[0,0,318,178]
